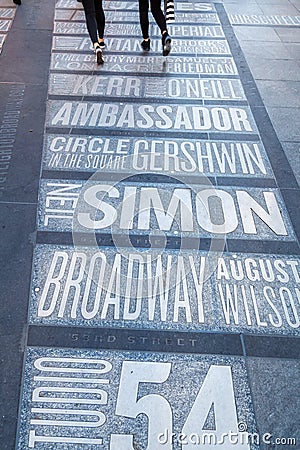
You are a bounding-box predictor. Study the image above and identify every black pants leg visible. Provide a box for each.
[139,0,150,39]
[150,0,167,33]
[94,0,105,39]
[82,0,105,44]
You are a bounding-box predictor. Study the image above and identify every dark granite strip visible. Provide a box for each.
[0,204,36,450]
[55,19,221,26]
[41,170,277,189]
[45,126,210,140]
[50,68,240,80]
[45,126,258,142]
[36,231,222,251]
[52,49,231,58]
[35,230,297,254]
[27,325,300,359]
[47,94,248,107]
[27,325,243,356]
[227,239,299,255]
[41,170,216,185]
[215,177,277,188]
[209,132,260,141]
[51,71,201,80]
[55,8,215,16]
[243,334,300,359]
[0,2,56,448]
[35,231,198,250]
[53,31,226,40]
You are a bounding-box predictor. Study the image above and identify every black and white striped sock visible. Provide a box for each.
[165,0,175,22]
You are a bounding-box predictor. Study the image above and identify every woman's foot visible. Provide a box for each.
[98,39,105,49]
[13,0,21,5]
[141,39,150,51]
[162,33,171,56]
[94,44,104,64]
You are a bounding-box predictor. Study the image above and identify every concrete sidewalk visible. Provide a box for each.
[0,0,299,449]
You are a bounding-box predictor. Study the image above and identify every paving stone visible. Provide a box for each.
[244,335,300,359]
[239,40,294,60]
[289,0,300,13]
[234,26,280,42]
[266,106,300,141]
[16,347,257,450]
[57,0,216,13]
[284,42,300,58]
[0,202,36,450]
[0,30,53,84]
[281,187,300,244]
[0,0,15,7]
[246,357,300,449]
[0,83,48,203]
[7,0,54,31]
[275,27,300,43]
[256,80,300,108]
[245,58,300,81]
[224,5,264,16]
[260,3,300,15]
[281,142,300,186]
[0,18,11,32]
[0,30,6,51]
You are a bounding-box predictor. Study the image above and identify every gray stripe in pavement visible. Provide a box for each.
[35,231,299,256]
[27,327,300,358]
[27,325,243,355]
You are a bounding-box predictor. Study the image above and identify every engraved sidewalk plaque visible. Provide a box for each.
[50,54,238,76]
[43,134,273,178]
[37,179,294,241]
[16,348,257,450]
[31,245,300,335]
[49,74,245,102]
